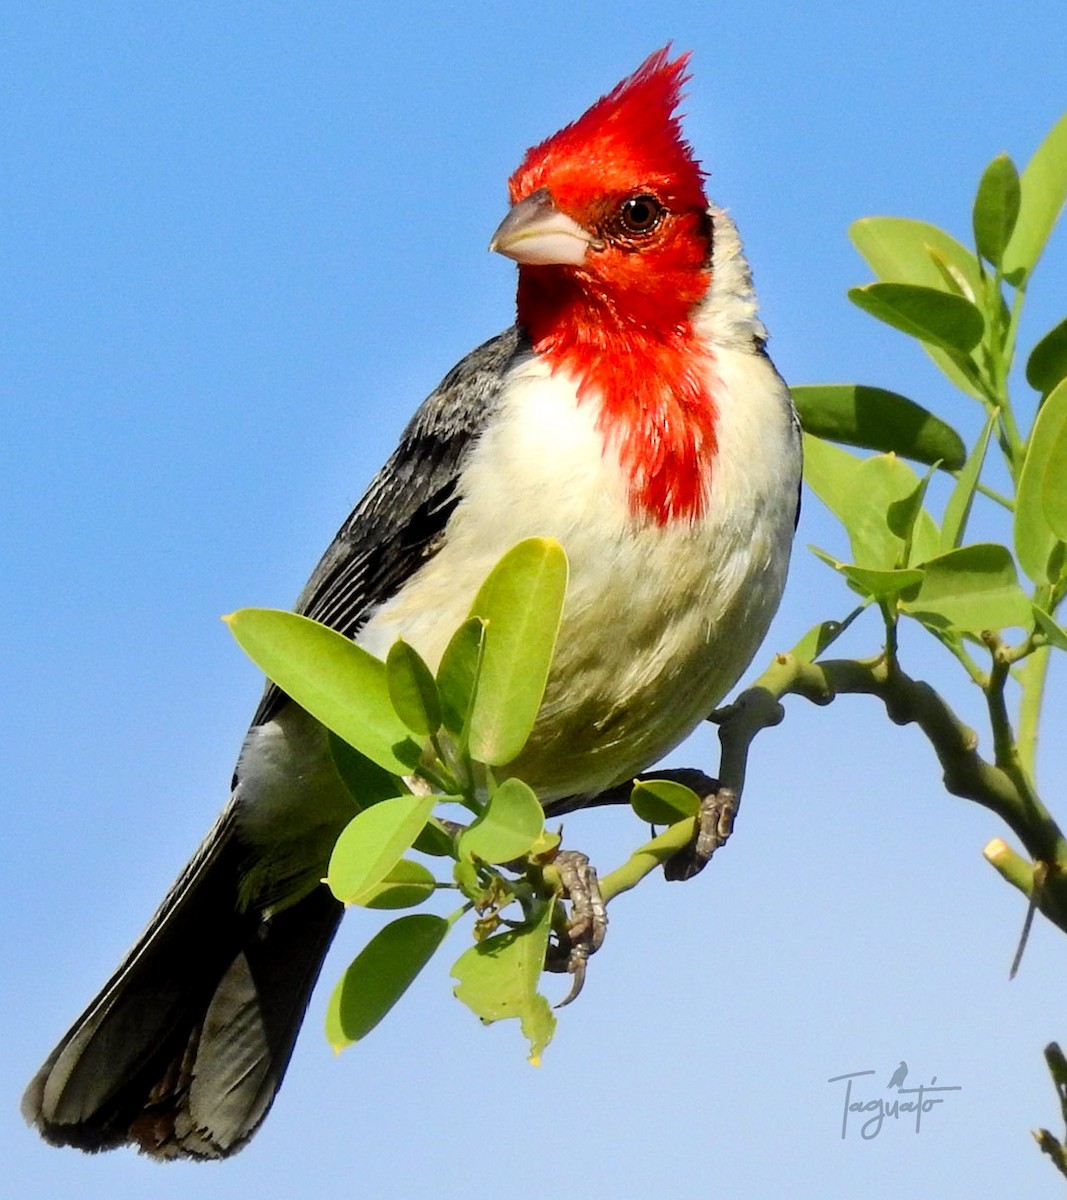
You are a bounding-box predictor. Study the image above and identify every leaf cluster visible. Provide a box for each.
[731,113,1067,1177]
[226,539,703,1061]
[792,110,1067,709]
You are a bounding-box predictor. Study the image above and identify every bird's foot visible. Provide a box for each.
[544,849,608,1006]
[663,783,738,881]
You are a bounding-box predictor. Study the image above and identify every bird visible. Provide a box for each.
[23,47,801,1160]
[887,1060,909,1090]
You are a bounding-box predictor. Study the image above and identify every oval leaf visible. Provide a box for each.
[1041,415,1067,543]
[386,639,441,736]
[467,538,568,766]
[631,779,701,825]
[458,777,545,864]
[1027,316,1067,397]
[850,216,984,397]
[851,216,983,295]
[840,563,925,600]
[326,794,437,903]
[225,608,422,775]
[973,152,1021,268]
[326,914,448,1050]
[849,283,984,355]
[1015,377,1067,584]
[353,859,438,909]
[811,547,924,601]
[436,617,486,740]
[901,543,1033,633]
[791,384,965,469]
[1003,108,1067,283]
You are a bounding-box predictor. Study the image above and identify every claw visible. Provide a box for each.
[544,850,607,1005]
[664,786,737,881]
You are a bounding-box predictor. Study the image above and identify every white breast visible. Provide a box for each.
[359,296,799,799]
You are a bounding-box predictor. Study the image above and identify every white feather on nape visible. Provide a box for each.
[697,205,769,349]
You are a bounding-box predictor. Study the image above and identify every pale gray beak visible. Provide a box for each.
[489,188,595,266]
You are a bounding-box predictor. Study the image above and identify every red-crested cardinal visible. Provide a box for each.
[24,47,801,1159]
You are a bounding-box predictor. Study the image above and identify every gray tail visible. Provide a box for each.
[21,810,342,1159]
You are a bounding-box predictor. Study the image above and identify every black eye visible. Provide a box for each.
[618,194,664,234]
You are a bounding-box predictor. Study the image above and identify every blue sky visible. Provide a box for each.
[4,3,1067,1197]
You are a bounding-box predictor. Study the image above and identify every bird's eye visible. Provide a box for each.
[618,194,664,235]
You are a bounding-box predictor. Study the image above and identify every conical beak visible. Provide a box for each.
[489,188,595,266]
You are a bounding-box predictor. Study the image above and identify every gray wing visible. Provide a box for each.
[250,325,526,728]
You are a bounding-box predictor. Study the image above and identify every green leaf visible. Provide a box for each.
[851,216,983,295]
[850,216,985,397]
[790,384,965,469]
[849,283,984,355]
[925,244,976,297]
[436,617,486,741]
[830,560,926,602]
[1041,414,1067,542]
[386,639,441,736]
[901,543,1033,633]
[940,411,997,552]
[412,818,457,858]
[1015,377,1067,584]
[973,153,1021,268]
[804,438,938,570]
[458,777,545,864]
[801,441,936,571]
[328,732,406,810]
[224,609,422,776]
[801,433,864,522]
[352,859,438,909]
[451,898,556,1063]
[810,546,924,601]
[467,538,568,766]
[326,794,437,903]
[328,734,456,864]
[1028,316,1067,398]
[325,914,448,1051]
[452,858,482,900]
[1003,109,1067,283]
[1033,605,1067,652]
[630,779,701,826]
[887,464,936,567]
[790,617,851,663]
[852,456,937,567]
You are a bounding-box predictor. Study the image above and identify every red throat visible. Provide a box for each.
[585,329,717,527]
[519,287,718,526]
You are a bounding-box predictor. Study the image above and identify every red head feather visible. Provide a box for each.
[509,48,707,218]
[506,49,718,527]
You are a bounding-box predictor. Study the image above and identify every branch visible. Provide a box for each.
[711,649,1067,933]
